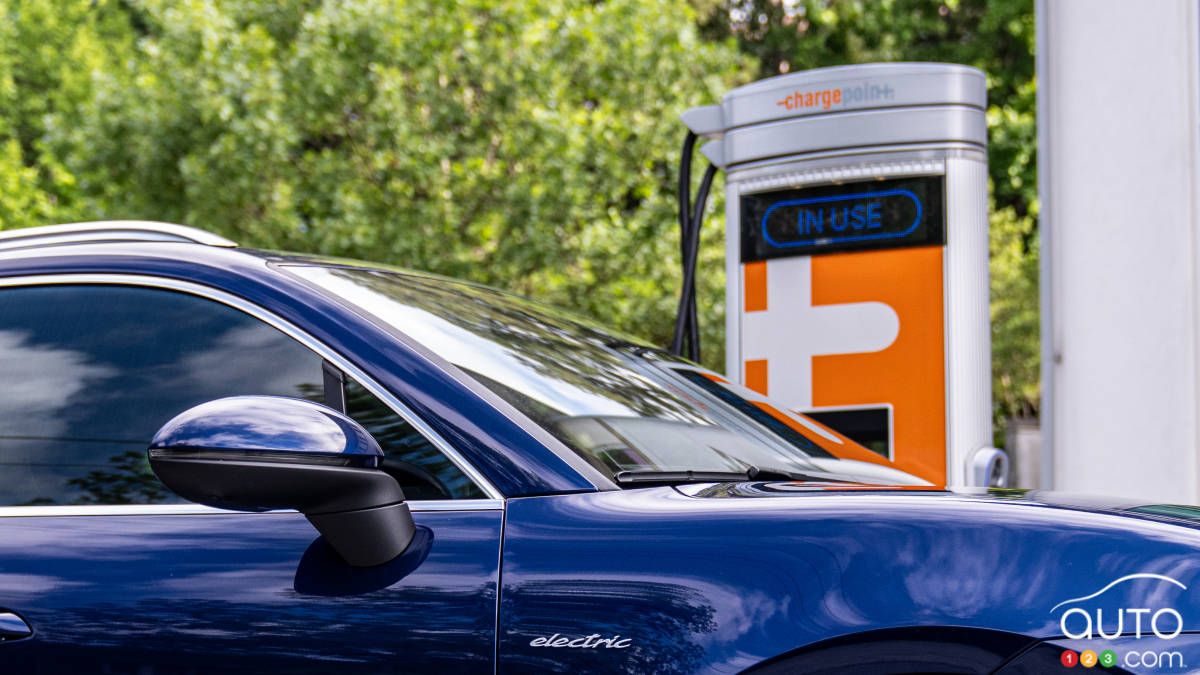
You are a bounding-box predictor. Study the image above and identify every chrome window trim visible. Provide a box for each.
[0,273,504,501]
[0,500,504,518]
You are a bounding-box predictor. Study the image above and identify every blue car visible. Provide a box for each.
[0,221,1198,674]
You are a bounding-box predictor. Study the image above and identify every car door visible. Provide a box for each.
[0,278,503,673]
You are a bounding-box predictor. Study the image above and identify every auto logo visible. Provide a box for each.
[1052,573,1187,641]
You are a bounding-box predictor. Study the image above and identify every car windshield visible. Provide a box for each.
[288,263,928,487]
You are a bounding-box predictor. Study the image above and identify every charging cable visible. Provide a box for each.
[670,132,717,363]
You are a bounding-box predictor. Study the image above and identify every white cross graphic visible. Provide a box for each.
[742,256,900,410]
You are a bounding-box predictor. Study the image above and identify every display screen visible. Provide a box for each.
[739,175,945,262]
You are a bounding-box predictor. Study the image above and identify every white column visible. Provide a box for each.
[1038,0,1200,502]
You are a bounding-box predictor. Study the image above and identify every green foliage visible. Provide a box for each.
[0,0,1038,422]
[0,0,136,226]
[990,205,1039,422]
[3,0,747,372]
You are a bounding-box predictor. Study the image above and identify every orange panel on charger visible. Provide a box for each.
[811,247,947,486]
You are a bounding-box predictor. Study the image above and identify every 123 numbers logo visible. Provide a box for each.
[1060,649,1117,668]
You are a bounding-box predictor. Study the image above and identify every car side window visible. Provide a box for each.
[0,284,482,505]
[341,378,484,499]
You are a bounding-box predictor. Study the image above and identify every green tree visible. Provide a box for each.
[31,0,747,372]
[990,207,1038,422]
[1,0,1039,428]
[0,0,138,227]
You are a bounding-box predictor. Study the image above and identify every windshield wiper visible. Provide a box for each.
[613,466,831,486]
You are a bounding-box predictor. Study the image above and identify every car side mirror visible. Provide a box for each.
[148,395,415,567]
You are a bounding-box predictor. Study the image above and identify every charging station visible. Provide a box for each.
[681,63,1000,487]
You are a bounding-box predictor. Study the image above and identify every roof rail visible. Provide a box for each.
[0,221,238,252]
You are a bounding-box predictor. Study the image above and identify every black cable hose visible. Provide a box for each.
[685,164,716,362]
[670,132,698,358]
[685,208,700,360]
[672,145,715,362]
[677,132,697,265]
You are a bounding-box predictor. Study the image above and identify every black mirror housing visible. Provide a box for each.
[149,395,415,567]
